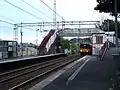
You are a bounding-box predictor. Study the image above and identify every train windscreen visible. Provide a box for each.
[80,44,91,49]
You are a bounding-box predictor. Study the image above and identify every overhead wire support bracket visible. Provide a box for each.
[15,21,100,27]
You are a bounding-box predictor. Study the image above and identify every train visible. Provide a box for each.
[80,33,108,56]
[80,44,92,55]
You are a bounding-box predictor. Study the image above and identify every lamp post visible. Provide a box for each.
[20,22,23,56]
[115,0,118,48]
[108,20,109,35]
[36,29,39,45]
[53,0,56,29]
[78,22,81,55]
[36,29,39,55]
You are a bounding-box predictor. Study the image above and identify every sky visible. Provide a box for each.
[0,0,113,44]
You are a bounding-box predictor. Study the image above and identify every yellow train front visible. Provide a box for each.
[80,44,92,56]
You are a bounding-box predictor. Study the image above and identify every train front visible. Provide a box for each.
[80,44,92,55]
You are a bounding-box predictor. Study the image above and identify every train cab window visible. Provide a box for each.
[80,44,91,48]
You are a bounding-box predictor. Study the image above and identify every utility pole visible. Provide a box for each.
[115,0,118,48]
[20,22,23,56]
[53,0,56,28]
[36,29,39,45]
[78,21,81,55]
[13,24,18,41]
[108,20,109,36]
[36,29,39,56]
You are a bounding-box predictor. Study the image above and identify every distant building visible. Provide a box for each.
[0,40,17,59]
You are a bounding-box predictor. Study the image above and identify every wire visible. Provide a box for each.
[21,0,53,21]
[0,16,38,31]
[39,0,64,20]
[21,0,59,28]
[0,19,14,25]
[4,0,44,21]
[39,0,68,29]
[0,15,17,22]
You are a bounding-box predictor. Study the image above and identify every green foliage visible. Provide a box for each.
[61,38,70,50]
[70,38,92,44]
[95,0,120,15]
[100,19,115,31]
[100,19,120,38]
[70,43,79,54]
[70,44,77,51]
[61,38,80,54]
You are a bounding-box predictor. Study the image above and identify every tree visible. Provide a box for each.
[94,0,120,16]
[95,0,120,39]
[61,38,80,54]
[61,38,70,50]
[100,19,120,38]
[70,44,78,54]
[100,19,115,31]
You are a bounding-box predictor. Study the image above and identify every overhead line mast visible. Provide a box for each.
[53,0,56,28]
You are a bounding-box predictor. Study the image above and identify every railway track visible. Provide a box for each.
[0,55,80,90]
[0,57,65,83]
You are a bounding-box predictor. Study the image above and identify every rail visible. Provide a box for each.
[0,55,80,90]
[0,58,63,83]
[0,53,65,74]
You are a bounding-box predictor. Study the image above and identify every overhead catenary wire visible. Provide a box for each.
[0,16,40,31]
[0,19,14,25]
[21,0,59,28]
[4,0,55,27]
[39,0,64,20]
[0,16,35,30]
[4,0,44,21]
[21,0,53,21]
[0,16,38,31]
[39,0,70,28]
[0,15,17,23]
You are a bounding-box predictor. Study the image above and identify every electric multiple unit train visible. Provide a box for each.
[80,44,92,55]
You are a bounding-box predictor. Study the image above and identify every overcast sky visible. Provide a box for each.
[0,0,113,44]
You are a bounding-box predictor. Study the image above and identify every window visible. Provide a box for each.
[0,41,3,45]
[80,44,91,49]
[8,42,13,46]
[96,36,103,44]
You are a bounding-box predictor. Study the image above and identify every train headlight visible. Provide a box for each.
[80,50,82,52]
[86,50,89,52]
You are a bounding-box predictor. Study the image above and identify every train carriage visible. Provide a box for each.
[80,44,92,55]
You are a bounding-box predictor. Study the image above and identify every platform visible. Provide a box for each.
[0,53,64,64]
[29,47,118,90]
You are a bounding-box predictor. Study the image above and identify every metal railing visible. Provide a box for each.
[99,41,109,60]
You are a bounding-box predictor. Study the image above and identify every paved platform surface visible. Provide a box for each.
[0,56,34,64]
[0,53,62,64]
[29,47,118,90]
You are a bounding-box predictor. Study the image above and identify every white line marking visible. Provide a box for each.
[29,56,89,90]
[66,58,90,85]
